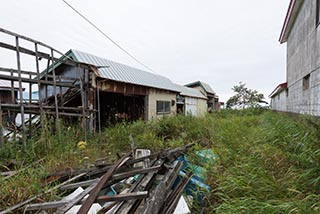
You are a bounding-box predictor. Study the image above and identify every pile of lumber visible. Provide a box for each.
[0,143,195,214]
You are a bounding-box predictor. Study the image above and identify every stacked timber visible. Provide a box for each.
[0,143,195,214]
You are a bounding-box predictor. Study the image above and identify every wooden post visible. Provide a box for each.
[28,73,32,138]
[45,59,50,102]
[15,36,26,145]
[50,49,59,130]
[35,43,43,115]
[10,70,14,103]
[84,69,90,132]
[97,86,101,133]
[78,67,87,140]
[0,104,3,145]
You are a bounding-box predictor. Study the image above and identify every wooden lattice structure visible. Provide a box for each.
[0,28,97,144]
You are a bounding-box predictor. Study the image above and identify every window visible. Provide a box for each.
[303,74,310,90]
[156,101,171,114]
[317,0,320,26]
[285,88,289,97]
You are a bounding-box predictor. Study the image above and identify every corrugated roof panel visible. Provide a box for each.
[176,84,207,99]
[185,81,215,94]
[71,49,180,92]
[201,81,215,94]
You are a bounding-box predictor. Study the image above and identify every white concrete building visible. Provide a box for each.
[273,0,320,116]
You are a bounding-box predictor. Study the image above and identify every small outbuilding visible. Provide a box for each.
[176,85,207,117]
[185,81,220,111]
[269,82,288,112]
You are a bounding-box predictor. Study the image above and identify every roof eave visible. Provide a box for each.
[279,0,304,44]
[269,82,287,98]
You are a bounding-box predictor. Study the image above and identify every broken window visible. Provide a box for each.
[156,101,171,114]
[317,0,320,26]
[303,74,310,90]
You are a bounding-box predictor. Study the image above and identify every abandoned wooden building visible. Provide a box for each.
[185,81,221,111]
[0,27,221,141]
[42,49,181,128]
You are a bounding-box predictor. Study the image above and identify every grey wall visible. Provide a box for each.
[286,0,320,116]
[270,90,287,112]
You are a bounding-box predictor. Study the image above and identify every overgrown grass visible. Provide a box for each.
[0,109,319,213]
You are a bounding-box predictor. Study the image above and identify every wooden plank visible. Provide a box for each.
[0,27,94,70]
[0,173,86,214]
[76,152,132,214]
[0,72,77,88]
[160,173,192,214]
[15,36,26,144]
[97,201,118,214]
[59,179,99,191]
[0,27,68,56]
[114,160,164,214]
[51,49,59,124]
[97,191,148,203]
[60,166,160,191]
[35,43,43,114]
[25,200,68,211]
[0,67,36,78]
[111,165,161,181]
[139,161,183,214]
[55,180,99,214]
[0,104,86,112]
[0,41,91,70]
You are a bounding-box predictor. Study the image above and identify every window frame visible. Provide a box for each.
[303,74,310,90]
[156,100,171,114]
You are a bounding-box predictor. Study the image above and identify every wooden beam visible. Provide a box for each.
[60,166,161,191]
[139,161,183,214]
[111,165,161,181]
[15,36,26,144]
[0,72,77,88]
[114,160,163,214]
[59,179,99,191]
[97,191,148,203]
[0,173,86,214]
[25,200,68,211]
[76,152,132,214]
[0,41,91,69]
[55,180,99,214]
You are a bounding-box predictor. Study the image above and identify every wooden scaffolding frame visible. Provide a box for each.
[0,27,96,144]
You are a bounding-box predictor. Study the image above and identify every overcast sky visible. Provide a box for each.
[1,0,289,102]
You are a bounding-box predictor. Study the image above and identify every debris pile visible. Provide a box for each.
[1,143,215,214]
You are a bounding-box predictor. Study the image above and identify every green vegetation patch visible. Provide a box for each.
[0,109,319,213]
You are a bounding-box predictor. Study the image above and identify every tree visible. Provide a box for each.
[226,82,268,109]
